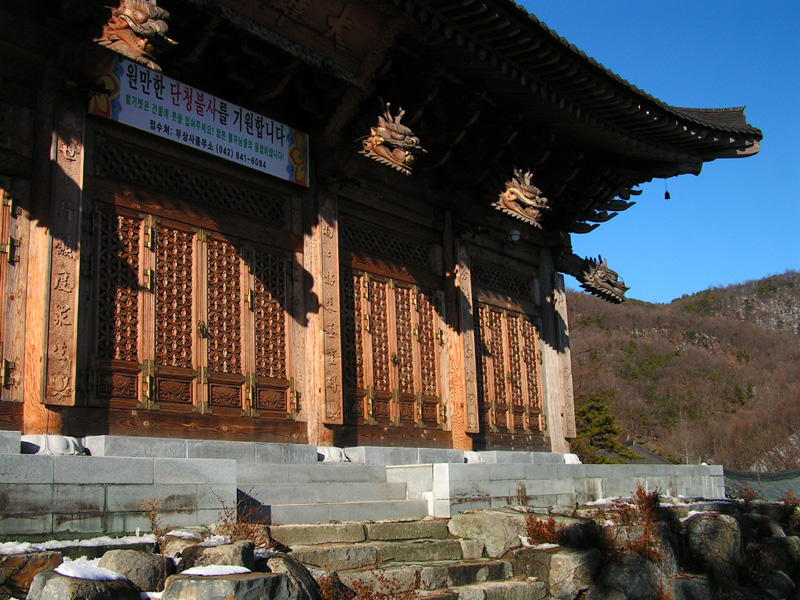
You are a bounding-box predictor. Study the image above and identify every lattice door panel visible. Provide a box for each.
[475,302,543,436]
[340,267,446,429]
[203,235,245,414]
[247,245,294,419]
[151,221,197,408]
[90,208,145,405]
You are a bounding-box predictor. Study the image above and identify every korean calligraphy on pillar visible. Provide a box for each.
[45,106,84,405]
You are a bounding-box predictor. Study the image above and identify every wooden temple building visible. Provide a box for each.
[0,0,761,454]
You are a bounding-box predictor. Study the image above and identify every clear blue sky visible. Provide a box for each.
[520,1,800,304]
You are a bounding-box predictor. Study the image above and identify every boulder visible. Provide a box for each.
[162,527,210,557]
[447,509,528,558]
[652,521,681,577]
[756,569,794,600]
[671,574,713,600]
[26,570,141,600]
[178,541,255,573]
[512,546,601,600]
[263,552,322,600]
[586,555,670,600]
[0,551,62,599]
[162,572,291,600]
[747,536,800,575]
[684,513,745,582]
[98,549,174,592]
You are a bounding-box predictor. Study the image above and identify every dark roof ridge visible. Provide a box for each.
[500,0,762,138]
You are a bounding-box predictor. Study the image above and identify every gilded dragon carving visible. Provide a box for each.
[579,256,629,304]
[495,168,550,229]
[360,103,426,175]
[559,253,629,304]
[96,0,177,71]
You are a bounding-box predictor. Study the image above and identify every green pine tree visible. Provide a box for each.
[572,389,640,464]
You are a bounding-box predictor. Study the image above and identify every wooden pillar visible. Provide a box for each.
[22,80,72,434]
[303,187,343,446]
[447,239,479,449]
[554,273,576,439]
[538,247,569,453]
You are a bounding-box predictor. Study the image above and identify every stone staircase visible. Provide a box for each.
[269,518,546,600]
[237,462,429,525]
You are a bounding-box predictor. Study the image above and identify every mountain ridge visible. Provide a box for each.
[566,269,800,470]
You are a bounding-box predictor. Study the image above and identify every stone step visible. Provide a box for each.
[418,560,513,590]
[269,518,450,547]
[292,539,466,571]
[270,499,429,525]
[324,560,515,594]
[242,481,407,505]
[375,539,464,563]
[434,579,546,600]
[237,462,387,484]
[365,519,450,541]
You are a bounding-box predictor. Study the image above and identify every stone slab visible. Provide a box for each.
[0,455,54,483]
[271,522,366,546]
[153,458,237,485]
[83,435,188,458]
[162,572,289,600]
[186,440,256,463]
[0,431,20,454]
[290,543,379,571]
[0,514,54,537]
[54,456,154,484]
[238,462,387,485]
[419,560,511,590]
[106,484,198,512]
[329,500,428,523]
[0,484,53,514]
[365,519,449,541]
[345,446,420,466]
[386,465,433,498]
[255,443,317,464]
[418,449,466,464]
[376,539,463,563]
[247,482,407,505]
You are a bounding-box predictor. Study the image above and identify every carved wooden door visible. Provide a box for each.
[341,267,445,429]
[475,302,544,435]
[87,204,294,419]
[0,179,23,401]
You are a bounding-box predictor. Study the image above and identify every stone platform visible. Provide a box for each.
[0,434,725,538]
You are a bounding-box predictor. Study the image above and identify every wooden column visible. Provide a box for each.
[41,104,84,409]
[0,175,31,407]
[554,273,576,439]
[304,188,342,445]
[451,240,479,446]
[538,247,569,453]
[23,91,82,434]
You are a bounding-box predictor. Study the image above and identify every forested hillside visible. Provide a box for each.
[566,270,800,470]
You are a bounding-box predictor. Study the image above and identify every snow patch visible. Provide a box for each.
[180,565,251,576]
[55,563,126,581]
[0,534,156,556]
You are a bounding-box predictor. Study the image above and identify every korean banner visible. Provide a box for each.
[89,57,309,187]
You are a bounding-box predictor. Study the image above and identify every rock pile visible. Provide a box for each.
[4,497,800,599]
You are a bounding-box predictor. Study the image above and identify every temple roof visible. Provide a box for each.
[393,0,762,167]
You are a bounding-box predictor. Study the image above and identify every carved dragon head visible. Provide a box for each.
[494,168,550,229]
[579,255,630,304]
[360,103,426,175]
[96,0,177,71]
